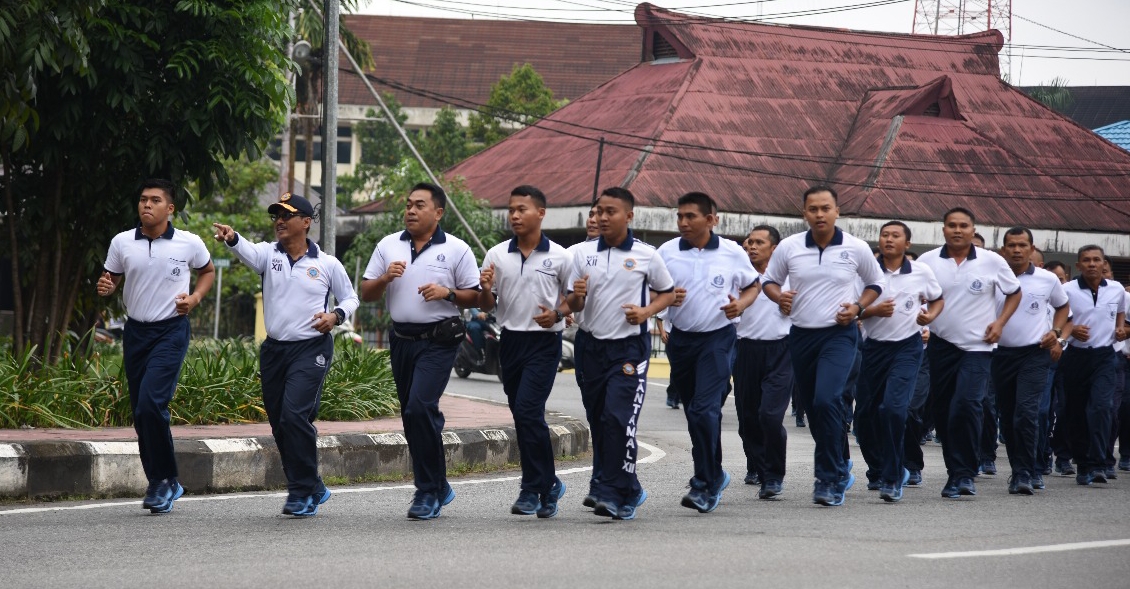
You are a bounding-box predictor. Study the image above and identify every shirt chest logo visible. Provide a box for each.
[586,255,599,267]
[903,298,916,312]
[307,267,319,279]
[542,259,552,269]
[623,258,637,271]
[711,275,725,287]
[970,278,984,293]
[839,251,849,260]
[436,254,446,262]
[271,259,284,272]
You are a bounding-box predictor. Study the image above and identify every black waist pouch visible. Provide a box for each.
[432,316,467,345]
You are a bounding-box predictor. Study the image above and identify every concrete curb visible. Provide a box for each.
[0,413,590,499]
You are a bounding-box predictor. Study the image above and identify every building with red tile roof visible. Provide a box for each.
[446,3,1130,255]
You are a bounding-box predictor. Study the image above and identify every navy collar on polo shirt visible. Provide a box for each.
[507,233,551,254]
[879,255,913,275]
[400,225,447,261]
[1076,276,1108,290]
[1021,263,1036,276]
[276,238,319,266]
[939,244,978,259]
[804,227,843,249]
[134,221,175,241]
[678,232,720,251]
[597,229,635,252]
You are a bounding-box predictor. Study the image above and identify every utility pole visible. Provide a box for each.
[912,0,1012,80]
[320,0,339,255]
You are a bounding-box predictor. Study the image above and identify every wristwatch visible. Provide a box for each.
[333,308,346,325]
[554,309,564,323]
[443,288,456,303]
[855,301,866,319]
[1056,337,1067,348]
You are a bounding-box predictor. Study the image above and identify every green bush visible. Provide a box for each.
[0,336,398,429]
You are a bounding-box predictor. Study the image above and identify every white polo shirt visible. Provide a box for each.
[482,234,570,333]
[104,223,211,323]
[738,276,791,341]
[918,245,1021,352]
[995,264,1069,348]
[363,227,480,325]
[762,227,883,329]
[228,236,359,342]
[1064,277,1127,349]
[566,237,597,331]
[566,230,674,340]
[657,233,759,333]
[862,256,943,342]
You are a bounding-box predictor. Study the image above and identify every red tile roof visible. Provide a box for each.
[447,3,1130,232]
[339,15,641,109]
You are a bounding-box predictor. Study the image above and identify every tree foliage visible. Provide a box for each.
[468,63,564,146]
[1027,77,1074,112]
[0,0,297,364]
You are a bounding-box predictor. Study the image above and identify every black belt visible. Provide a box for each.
[394,330,433,341]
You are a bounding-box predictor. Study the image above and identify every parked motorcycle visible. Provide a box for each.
[454,314,502,381]
[559,323,577,372]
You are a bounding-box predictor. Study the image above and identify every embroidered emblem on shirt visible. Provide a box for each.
[315,354,326,367]
[542,259,552,268]
[904,299,915,311]
[623,258,637,271]
[970,279,984,293]
[271,259,284,272]
[307,267,319,279]
[586,255,598,267]
[839,251,849,260]
[712,275,725,287]
[622,362,636,375]
[437,253,446,262]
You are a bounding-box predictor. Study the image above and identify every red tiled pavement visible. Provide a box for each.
[0,396,511,443]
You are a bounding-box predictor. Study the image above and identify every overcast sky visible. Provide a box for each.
[357,0,1129,86]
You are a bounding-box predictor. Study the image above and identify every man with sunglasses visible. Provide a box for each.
[213,193,358,517]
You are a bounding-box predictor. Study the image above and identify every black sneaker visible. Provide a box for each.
[796,415,806,428]
[979,460,997,476]
[1091,469,1108,484]
[1104,467,1117,480]
[1119,457,1130,471]
[1055,460,1076,476]
[511,490,540,515]
[744,471,761,485]
[1031,473,1046,490]
[759,479,783,500]
[941,478,960,499]
[149,480,184,514]
[1008,473,1034,495]
[956,476,977,496]
[142,480,162,510]
[906,470,923,486]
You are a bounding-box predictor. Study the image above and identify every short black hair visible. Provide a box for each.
[599,186,634,209]
[1078,244,1104,259]
[410,182,447,209]
[879,220,912,242]
[750,224,781,246]
[972,232,985,246]
[137,178,177,202]
[905,251,918,261]
[803,185,838,205]
[944,207,975,225]
[510,185,546,208]
[677,191,715,216]
[1044,260,1067,274]
[1003,226,1034,246]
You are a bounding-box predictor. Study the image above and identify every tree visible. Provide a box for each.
[1027,77,1074,112]
[0,1,296,364]
[337,94,411,204]
[421,106,477,171]
[468,63,564,147]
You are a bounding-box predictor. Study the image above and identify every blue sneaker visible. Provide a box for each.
[1076,472,1093,486]
[536,479,566,519]
[684,470,730,514]
[408,484,455,520]
[906,470,923,486]
[149,480,184,514]
[615,489,647,520]
[282,494,313,516]
[759,479,783,500]
[511,490,540,516]
[956,476,976,496]
[941,478,960,498]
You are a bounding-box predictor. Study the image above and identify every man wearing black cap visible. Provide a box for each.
[213,193,359,517]
[99,178,214,514]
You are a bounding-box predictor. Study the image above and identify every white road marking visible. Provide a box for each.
[908,539,1130,559]
[0,441,668,516]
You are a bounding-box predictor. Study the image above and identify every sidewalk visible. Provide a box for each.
[0,395,590,499]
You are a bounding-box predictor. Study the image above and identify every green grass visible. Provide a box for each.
[0,336,398,429]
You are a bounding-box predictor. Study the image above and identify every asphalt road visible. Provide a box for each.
[2,369,1128,588]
